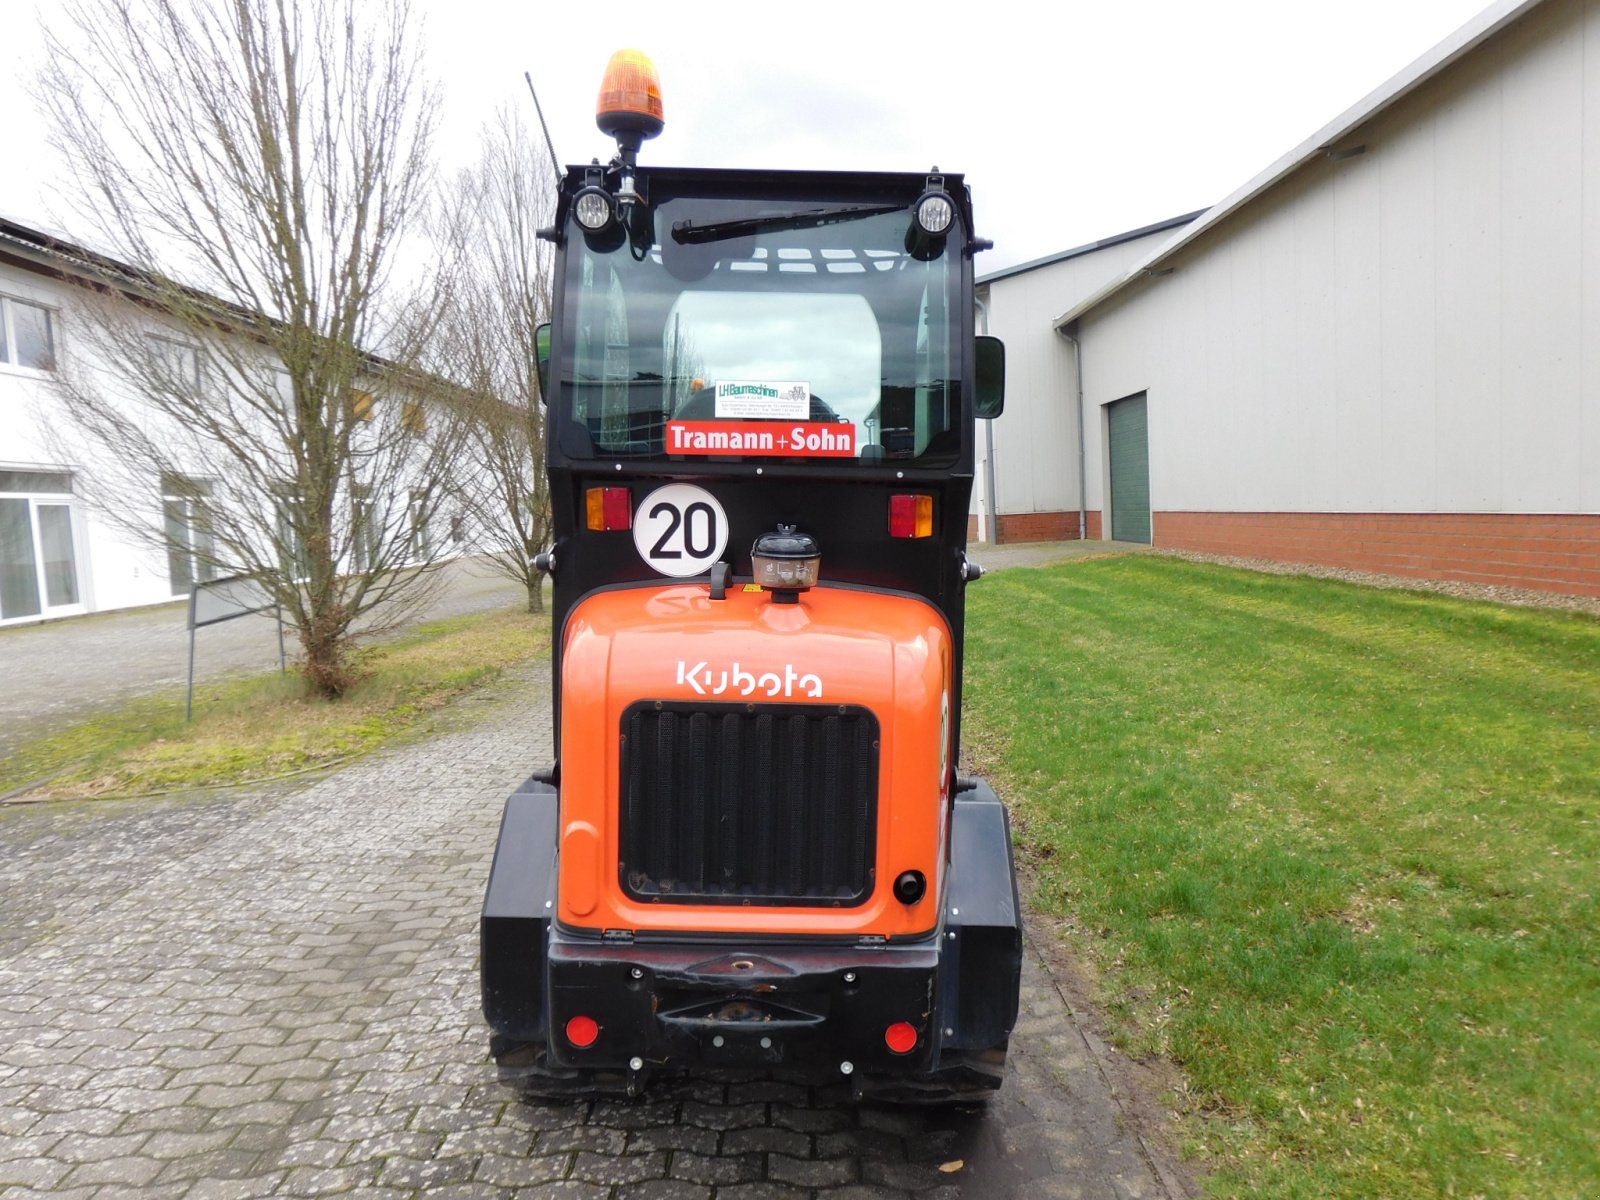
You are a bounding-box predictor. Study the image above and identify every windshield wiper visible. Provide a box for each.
[671,204,903,245]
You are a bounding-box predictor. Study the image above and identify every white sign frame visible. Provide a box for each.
[632,484,730,578]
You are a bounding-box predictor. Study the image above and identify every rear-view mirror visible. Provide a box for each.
[974,335,1005,419]
[535,322,551,404]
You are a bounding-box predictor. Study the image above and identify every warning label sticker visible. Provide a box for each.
[666,421,858,458]
[714,381,810,420]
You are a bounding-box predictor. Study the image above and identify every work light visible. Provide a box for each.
[573,187,614,231]
[915,192,954,236]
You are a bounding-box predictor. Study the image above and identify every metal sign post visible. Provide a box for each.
[185,574,287,721]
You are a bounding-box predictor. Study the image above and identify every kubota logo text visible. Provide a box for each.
[675,660,824,699]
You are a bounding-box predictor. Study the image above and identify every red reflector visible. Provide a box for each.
[603,487,632,530]
[566,1015,599,1048]
[889,494,916,537]
[586,487,632,531]
[884,1021,918,1054]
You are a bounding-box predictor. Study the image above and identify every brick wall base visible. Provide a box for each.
[996,511,1078,544]
[1154,511,1600,597]
[967,510,1082,544]
[1085,510,1103,541]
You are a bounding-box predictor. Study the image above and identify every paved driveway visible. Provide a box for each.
[0,657,1186,1200]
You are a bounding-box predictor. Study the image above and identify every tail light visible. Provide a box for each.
[586,487,632,531]
[884,1022,918,1054]
[889,494,933,538]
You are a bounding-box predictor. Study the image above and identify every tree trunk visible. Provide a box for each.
[526,576,544,615]
[300,598,354,698]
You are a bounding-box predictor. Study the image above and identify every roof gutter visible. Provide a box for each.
[1058,324,1087,541]
[976,208,1207,287]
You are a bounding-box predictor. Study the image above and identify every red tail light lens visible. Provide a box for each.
[586,487,632,531]
[884,1021,918,1054]
[566,1015,600,1048]
[888,494,933,538]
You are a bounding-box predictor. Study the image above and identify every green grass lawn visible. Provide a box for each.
[963,556,1599,1199]
[2,606,546,801]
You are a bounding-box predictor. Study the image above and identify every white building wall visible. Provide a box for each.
[1077,0,1600,521]
[2,261,177,623]
[977,226,1185,535]
[3,247,463,625]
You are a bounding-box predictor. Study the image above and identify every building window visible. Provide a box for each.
[147,336,202,390]
[272,486,310,581]
[408,488,432,560]
[0,297,57,372]
[350,486,377,573]
[0,470,80,621]
[161,472,216,597]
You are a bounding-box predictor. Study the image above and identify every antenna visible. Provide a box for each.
[524,71,564,191]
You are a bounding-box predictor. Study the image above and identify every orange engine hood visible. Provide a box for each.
[557,582,953,938]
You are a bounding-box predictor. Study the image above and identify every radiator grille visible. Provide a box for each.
[619,702,879,906]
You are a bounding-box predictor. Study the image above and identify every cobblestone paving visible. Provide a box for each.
[0,662,1182,1199]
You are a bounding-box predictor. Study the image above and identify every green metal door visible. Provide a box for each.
[1108,393,1150,544]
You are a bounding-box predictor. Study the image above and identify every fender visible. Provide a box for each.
[937,781,1023,1050]
[480,780,558,1051]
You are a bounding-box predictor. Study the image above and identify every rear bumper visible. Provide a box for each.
[481,777,1022,1092]
[545,934,943,1076]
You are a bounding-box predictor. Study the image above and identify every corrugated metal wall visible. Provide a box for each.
[978,229,1178,530]
[1077,0,1600,521]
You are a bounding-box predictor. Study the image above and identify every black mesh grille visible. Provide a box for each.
[619,702,879,906]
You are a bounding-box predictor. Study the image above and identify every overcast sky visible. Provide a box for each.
[2,0,1492,274]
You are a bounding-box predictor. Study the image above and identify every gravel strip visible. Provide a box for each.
[1157,548,1600,618]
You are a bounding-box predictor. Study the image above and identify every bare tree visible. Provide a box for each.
[36,0,458,696]
[434,110,555,615]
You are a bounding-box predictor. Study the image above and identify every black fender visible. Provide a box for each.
[480,779,558,1049]
[936,779,1023,1051]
